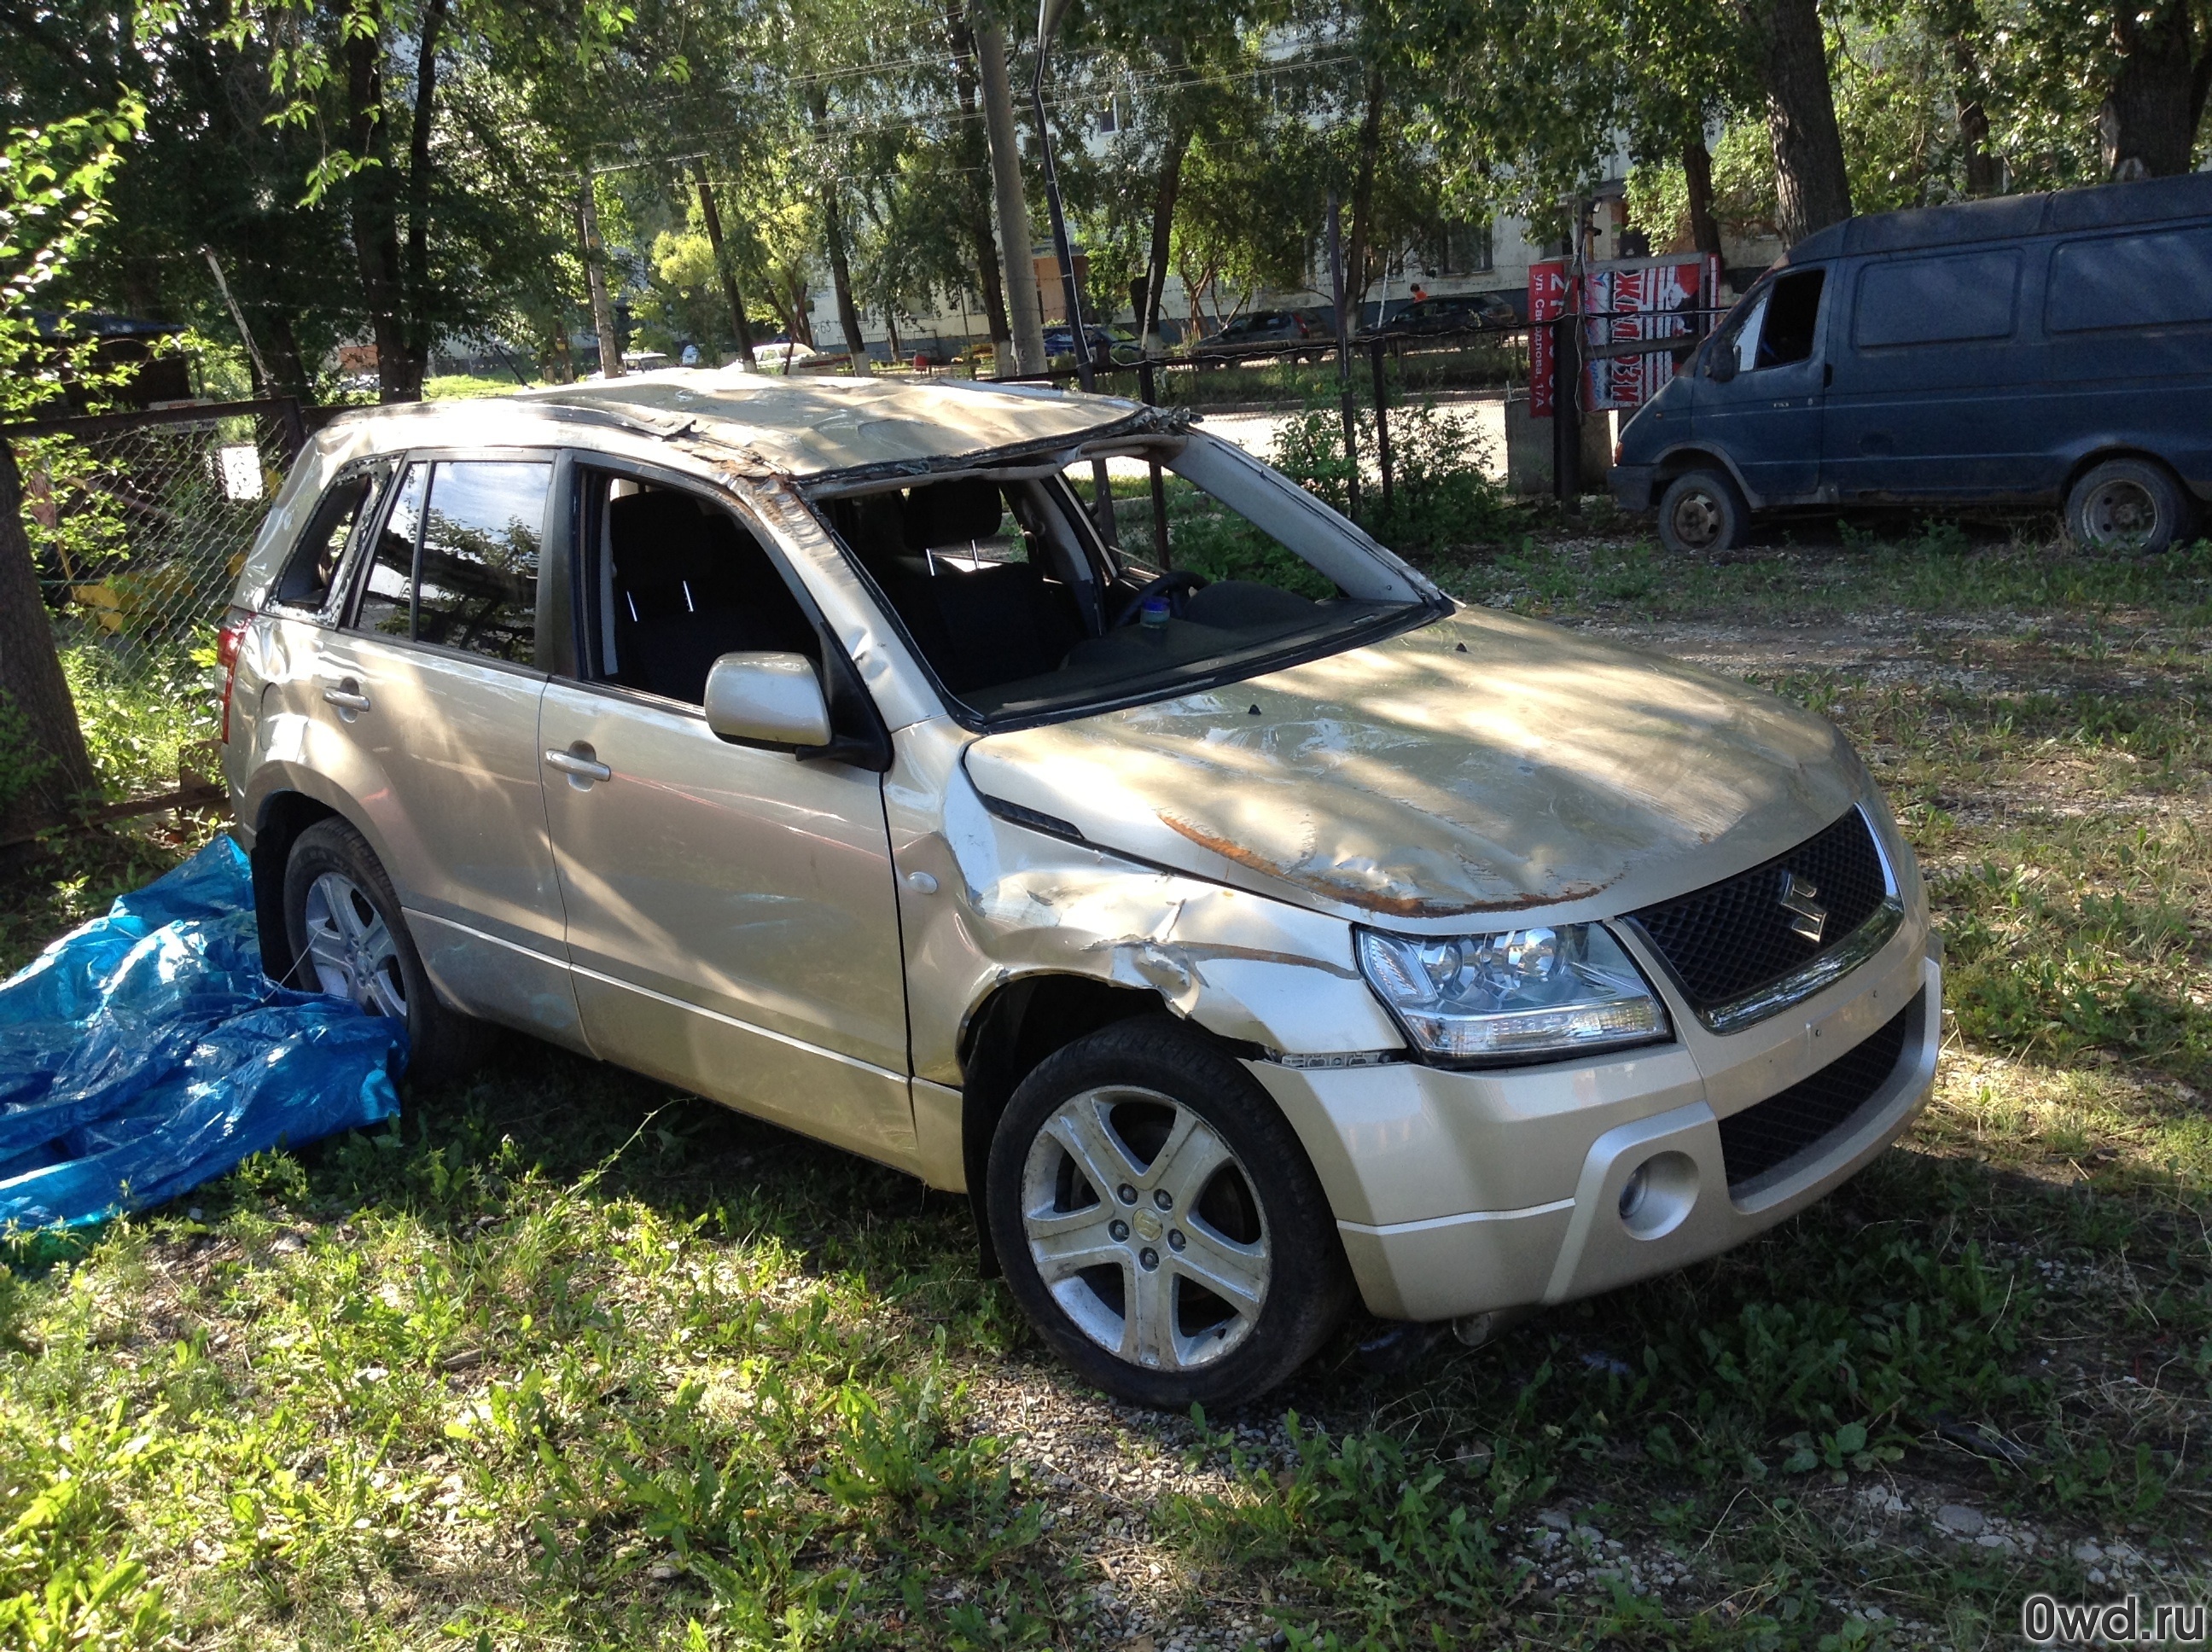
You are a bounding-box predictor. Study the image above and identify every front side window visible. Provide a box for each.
[579,473,818,706]
[1725,267,1825,373]
[819,436,1437,726]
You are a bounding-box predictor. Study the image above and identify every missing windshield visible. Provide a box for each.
[814,435,1439,726]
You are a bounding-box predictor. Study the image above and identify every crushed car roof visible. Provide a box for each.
[321,369,1168,479]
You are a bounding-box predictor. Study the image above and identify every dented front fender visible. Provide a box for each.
[882,718,1405,1094]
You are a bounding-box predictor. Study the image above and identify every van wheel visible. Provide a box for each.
[986,1015,1353,1411]
[282,817,490,1086]
[2066,459,2192,555]
[1657,469,1747,554]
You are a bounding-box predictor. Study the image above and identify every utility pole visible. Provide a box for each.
[973,7,1047,375]
[691,160,756,366]
[578,172,624,379]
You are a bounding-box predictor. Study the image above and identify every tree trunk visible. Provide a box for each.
[947,9,1011,356]
[807,90,869,362]
[345,14,413,403]
[1684,137,1725,256]
[2098,1,2207,178]
[1755,0,1854,243]
[692,160,756,365]
[1343,67,1387,331]
[1142,124,1190,349]
[578,176,624,378]
[0,440,98,849]
[395,0,447,397]
[973,8,1046,374]
[1947,33,2000,194]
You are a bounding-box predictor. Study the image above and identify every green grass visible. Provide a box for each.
[5,521,2210,1647]
[422,374,535,402]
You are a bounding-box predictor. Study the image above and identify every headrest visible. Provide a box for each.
[608,491,739,586]
[904,478,1004,550]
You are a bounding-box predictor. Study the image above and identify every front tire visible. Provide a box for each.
[282,817,489,1085]
[986,1015,1353,1410]
[1656,468,1748,555]
[2066,458,2192,555]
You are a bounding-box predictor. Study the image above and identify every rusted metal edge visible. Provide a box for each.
[791,404,1195,493]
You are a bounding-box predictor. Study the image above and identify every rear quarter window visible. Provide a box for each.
[1853,249,2019,347]
[2046,225,2212,333]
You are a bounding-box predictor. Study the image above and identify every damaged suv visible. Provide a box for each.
[220,372,1940,1408]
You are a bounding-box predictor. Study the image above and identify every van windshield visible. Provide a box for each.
[818,437,1440,726]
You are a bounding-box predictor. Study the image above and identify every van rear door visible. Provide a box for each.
[1824,246,2037,503]
[1696,265,1829,506]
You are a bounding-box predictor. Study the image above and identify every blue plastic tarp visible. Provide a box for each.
[0,836,405,1229]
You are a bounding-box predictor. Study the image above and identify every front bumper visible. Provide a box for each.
[1248,914,1940,1323]
[1610,462,1657,513]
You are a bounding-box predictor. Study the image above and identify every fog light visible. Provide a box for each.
[1618,1163,1650,1221]
[1615,1151,1698,1241]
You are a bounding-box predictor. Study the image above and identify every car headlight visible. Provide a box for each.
[1355,923,1669,1063]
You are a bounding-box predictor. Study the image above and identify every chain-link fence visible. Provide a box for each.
[9,398,306,678]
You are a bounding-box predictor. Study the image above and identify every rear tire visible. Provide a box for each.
[2066,458,2192,555]
[986,1015,1353,1411]
[1656,468,1748,555]
[282,817,491,1086]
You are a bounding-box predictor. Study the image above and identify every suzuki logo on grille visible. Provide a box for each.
[1778,871,1828,944]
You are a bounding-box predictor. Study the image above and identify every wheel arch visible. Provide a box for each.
[1652,445,1761,509]
[2060,445,2189,502]
[243,782,359,988]
[956,973,1176,1276]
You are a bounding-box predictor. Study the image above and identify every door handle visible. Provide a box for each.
[322,679,370,716]
[544,747,613,784]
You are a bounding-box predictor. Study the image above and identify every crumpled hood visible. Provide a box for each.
[961,606,1866,930]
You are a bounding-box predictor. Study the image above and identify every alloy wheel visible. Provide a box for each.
[1019,1085,1271,1371]
[300,871,409,1019]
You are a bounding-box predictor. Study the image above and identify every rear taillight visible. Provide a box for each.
[217,606,251,744]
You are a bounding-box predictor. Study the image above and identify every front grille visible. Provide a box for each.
[1627,808,1889,1013]
[1718,1005,1912,1188]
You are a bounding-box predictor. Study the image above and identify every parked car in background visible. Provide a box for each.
[1190,307,1332,363]
[220,371,1938,1409]
[1374,291,1517,339]
[1042,323,1140,364]
[1614,171,2212,555]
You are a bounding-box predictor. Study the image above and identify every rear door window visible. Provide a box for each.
[2046,226,2212,332]
[411,461,550,662]
[347,458,550,661]
[1854,249,2019,347]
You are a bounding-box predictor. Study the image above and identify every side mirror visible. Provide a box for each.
[1707,347,1738,384]
[703,651,831,749]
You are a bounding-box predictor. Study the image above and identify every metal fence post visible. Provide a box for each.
[1138,359,1169,562]
[1370,336,1394,519]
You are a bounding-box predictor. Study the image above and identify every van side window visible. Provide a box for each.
[275,466,386,611]
[1726,269,1825,372]
[2046,227,2212,333]
[1854,250,2018,347]
[411,461,550,662]
[580,474,818,707]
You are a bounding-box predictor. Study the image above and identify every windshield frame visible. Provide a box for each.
[799,431,1452,736]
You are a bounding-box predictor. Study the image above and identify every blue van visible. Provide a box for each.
[1611,172,2212,554]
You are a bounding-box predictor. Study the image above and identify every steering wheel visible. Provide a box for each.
[1111,568,1210,630]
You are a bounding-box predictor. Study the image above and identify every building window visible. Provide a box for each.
[1422,221,1494,276]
